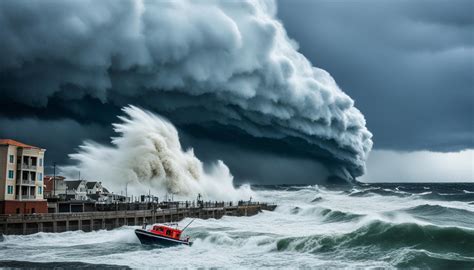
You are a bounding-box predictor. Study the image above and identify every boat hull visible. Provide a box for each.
[135,229,191,246]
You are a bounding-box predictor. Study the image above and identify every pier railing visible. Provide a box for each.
[0,201,277,223]
[94,200,275,212]
[0,201,277,235]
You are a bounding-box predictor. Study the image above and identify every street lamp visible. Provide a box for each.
[125,182,128,203]
[53,162,56,197]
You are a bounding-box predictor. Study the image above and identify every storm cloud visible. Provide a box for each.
[0,0,372,180]
[277,0,473,152]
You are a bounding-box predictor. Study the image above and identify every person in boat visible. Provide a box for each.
[142,222,147,230]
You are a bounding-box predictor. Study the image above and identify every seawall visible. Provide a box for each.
[0,203,277,235]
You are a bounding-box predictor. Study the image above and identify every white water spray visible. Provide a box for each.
[60,105,253,200]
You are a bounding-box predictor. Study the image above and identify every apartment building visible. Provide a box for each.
[0,139,47,214]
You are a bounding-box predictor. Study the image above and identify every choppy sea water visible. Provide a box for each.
[1,183,473,269]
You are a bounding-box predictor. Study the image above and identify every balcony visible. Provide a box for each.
[15,195,35,200]
[17,164,37,171]
[17,179,35,186]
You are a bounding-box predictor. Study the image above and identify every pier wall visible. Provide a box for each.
[0,204,276,235]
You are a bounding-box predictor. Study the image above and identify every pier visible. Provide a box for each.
[0,202,277,235]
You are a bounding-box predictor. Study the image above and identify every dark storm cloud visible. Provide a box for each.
[0,117,112,170]
[179,130,332,185]
[277,0,474,152]
[0,0,372,181]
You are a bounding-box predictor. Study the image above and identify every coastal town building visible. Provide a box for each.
[86,181,104,195]
[65,180,88,201]
[43,176,118,204]
[0,139,47,214]
[44,175,67,198]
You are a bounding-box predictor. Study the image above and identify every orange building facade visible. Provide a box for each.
[0,139,47,214]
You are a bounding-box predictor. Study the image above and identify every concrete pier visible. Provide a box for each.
[0,203,276,235]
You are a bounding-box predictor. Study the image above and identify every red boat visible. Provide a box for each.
[135,223,192,246]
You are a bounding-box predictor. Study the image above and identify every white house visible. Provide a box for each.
[65,180,88,201]
[86,181,104,194]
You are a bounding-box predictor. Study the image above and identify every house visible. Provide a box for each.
[86,181,103,194]
[64,180,88,201]
[85,182,117,203]
[0,139,47,214]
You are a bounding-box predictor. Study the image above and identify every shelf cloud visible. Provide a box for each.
[0,0,372,179]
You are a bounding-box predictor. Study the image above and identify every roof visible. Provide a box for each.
[0,139,43,149]
[102,187,110,194]
[44,176,66,181]
[86,182,98,189]
[65,180,84,190]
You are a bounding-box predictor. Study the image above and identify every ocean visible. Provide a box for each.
[1,183,473,269]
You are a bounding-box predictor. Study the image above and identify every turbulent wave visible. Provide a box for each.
[346,183,474,202]
[60,106,253,200]
[288,206,362,223]
[318,208,363,223]
[1,183,473,269]
[347,187,411,198]
[276,221,474,253]
[418,192,474,202]
[402,204,474,228]
[276,220,474,267]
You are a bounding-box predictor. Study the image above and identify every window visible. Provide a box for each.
[38,173,43,181]
[8,170,14,179]
[9,155,14,163]
[38,186,42,194]
[7,186,13,194]
[39,158,43,167]
[166,229,171,236]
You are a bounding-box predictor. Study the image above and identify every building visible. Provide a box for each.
[86,181,104,194]
[0,139,47,214]
[64,180,88,201]
[44,175,67,198]
[47,178,113,203]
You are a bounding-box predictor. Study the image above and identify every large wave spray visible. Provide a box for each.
[60,105,253,200]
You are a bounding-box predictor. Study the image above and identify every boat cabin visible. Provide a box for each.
[150,225,182,240]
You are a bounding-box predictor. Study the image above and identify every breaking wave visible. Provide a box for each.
[60,105,253,200]
[288,206,363,223]
[276,220,474,267]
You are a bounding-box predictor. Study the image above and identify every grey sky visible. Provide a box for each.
[277,0,473,152]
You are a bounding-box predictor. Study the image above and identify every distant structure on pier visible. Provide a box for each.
[0,139,47,214]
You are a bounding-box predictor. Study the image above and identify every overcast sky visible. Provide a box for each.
[276,0,473,182]
[277,0,473,152]
[0,0,472,183]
